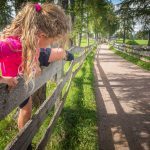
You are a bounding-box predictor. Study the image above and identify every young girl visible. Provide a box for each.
[0,2,73,149]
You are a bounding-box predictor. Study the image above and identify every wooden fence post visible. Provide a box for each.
[32,67,46,108]
[54,60,64,109]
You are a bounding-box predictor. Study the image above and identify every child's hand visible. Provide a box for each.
[1,77,18,88]
[65,51,74,61]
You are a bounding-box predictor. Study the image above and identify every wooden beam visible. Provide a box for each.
[5,62,74,150]
[0,61,62,120]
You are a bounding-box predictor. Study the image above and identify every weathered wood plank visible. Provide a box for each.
[114,44,150,57]
[113,44,150,63]
[114,43,150,51]
[36,73,73,150]
[54,60,64,110]
[3,44,95,150]
[70,46,84,53]
[0,61,63,120]
[74,52,86,63]
[35,46,94,150]
[5,62,74,150]
[0,46,93,120]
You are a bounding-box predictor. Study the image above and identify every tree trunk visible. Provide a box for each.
[148,29,150,46]
[86,10,89,46]
[123,28,126,44]
[46,0,54,2]
[123,19,126,44]
[78,33,82,47]
[69,0,75,24]
[94,32,96,41]
[69,39,74,47]
[61,0,69,10]
[87,32,89,46]
[74,36,77,46]
[78,0,84,47]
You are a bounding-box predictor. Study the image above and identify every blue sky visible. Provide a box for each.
[111,0,121,4]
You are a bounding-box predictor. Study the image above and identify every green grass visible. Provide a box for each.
[44,47,98,150]
[0,109,18,150]
[116,39,148,45]
[0,45,98,150]
[80,38,95,47]
[110,45,150,71]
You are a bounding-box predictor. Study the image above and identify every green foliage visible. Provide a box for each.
[67,0,118,44]
[0,109,18,150]
[0,0,14,30]
[117,3,135,43]
[135,30,149,40]
[118,0,150,45]
[125,40,139,45]
[0,0,118,44]
[120,0,150,29]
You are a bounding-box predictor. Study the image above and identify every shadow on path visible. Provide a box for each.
[94,45,150,150]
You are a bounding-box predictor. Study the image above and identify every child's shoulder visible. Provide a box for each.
[0,36,22,51]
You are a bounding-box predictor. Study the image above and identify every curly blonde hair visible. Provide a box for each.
[1,2,71,85]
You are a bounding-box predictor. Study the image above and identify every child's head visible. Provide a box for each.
[2,2,71,84]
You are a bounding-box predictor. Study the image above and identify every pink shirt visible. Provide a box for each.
[0,36,22,77]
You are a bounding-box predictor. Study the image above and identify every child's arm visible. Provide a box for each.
[48,48,74,62]
[39,48,74,67]
[48,48,66,62]
[0,76,18,87]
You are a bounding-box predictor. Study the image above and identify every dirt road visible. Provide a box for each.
[94,44,150,150]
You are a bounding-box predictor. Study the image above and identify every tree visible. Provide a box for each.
[117,3,135,43]
[0,0,13,30]
[119,0,150,45]
[135,30,149,40]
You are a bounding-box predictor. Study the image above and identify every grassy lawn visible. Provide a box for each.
[116,39,148,45]
[44,47,98,150]
[109,45,150,71]
[0,42,98,150]
[80,38,95,47]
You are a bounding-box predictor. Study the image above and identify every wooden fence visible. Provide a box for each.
[113,43,150,62]
[0,44,95,150]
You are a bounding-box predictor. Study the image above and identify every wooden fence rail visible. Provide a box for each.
[113,43,150,62]
[0,44,95,150]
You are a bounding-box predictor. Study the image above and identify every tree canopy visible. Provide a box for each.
[117,0,150,45]
[0,0,118,45]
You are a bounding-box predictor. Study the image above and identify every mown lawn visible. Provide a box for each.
[116,39,148,45]
[80,38,95,47]
[0,41,98,150]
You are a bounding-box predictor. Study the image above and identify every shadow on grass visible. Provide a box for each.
[58,51,97,150]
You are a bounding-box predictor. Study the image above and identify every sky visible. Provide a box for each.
[111,0,121,5]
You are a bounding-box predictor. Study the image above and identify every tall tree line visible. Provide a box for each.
[0,0,118,46]
[117,0,150,46]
